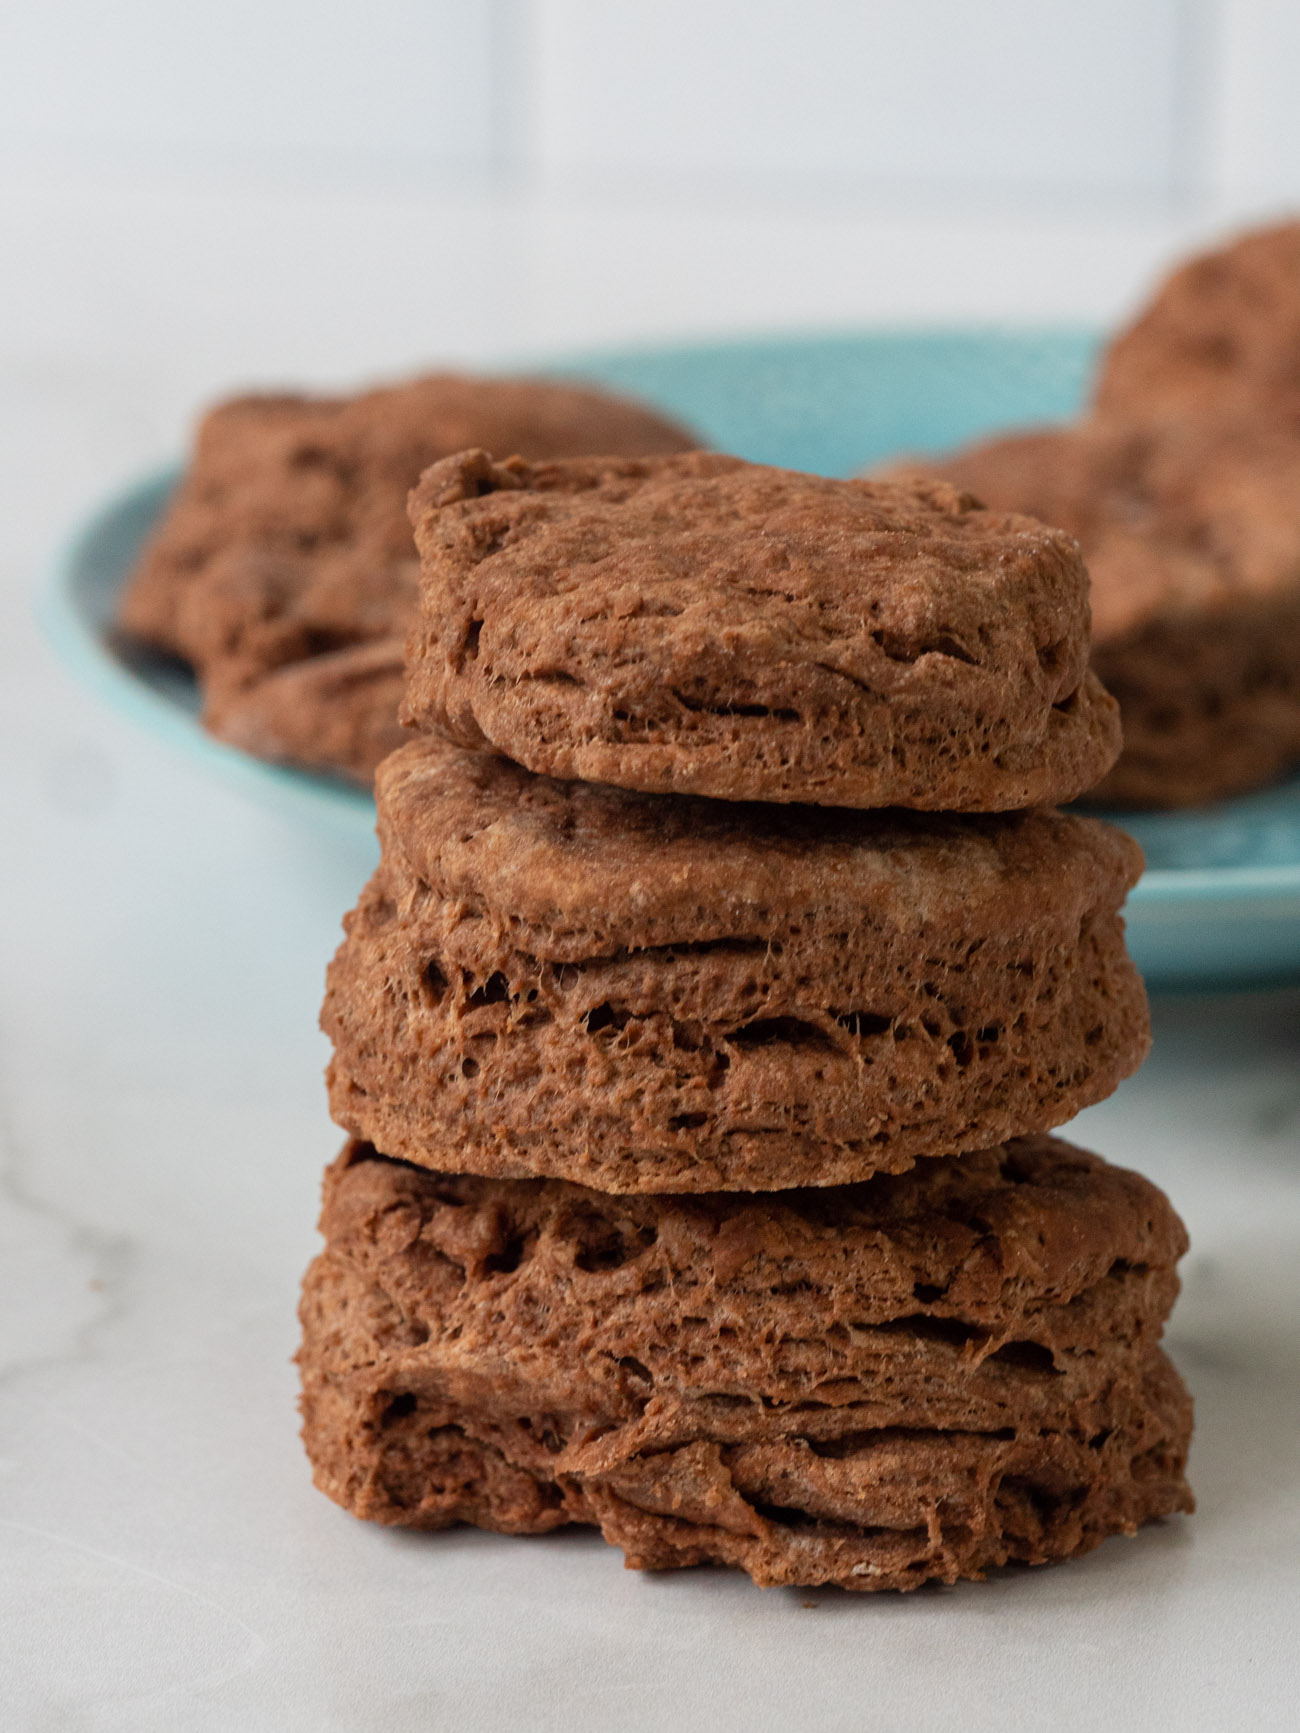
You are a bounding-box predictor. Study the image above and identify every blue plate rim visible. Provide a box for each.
[40,463,377,834]
[40,436,1300,913]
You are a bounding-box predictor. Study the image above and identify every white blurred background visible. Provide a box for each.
[5,0,1300,445]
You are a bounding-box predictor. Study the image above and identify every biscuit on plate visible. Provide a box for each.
[1094,219,1300,426]
[119,374,697,784]
[922,417,1300,807]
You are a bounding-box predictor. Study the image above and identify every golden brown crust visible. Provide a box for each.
[403,450,1121,810]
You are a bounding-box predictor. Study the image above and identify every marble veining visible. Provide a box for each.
[0,1053,124,1386]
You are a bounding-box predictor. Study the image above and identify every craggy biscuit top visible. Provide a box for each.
[889,425,1140,554]
[1095,219,1300,425]
[376,735,1144,964]
[403,450,1121,810]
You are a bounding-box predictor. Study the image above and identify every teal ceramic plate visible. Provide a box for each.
[42,330,1300,991]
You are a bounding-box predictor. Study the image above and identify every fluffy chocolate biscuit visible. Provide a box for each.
[402,449,1121,810]
[119,374,697,783]
[1095,220,1300,426]
[322,737,1149,1193]
[298,1136,1194,1592]
[927,418,1300,807]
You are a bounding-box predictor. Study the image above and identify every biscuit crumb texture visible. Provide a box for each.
[403,451,1121,810]
[323,738,1150,1193]
[298,1137,1194,1592]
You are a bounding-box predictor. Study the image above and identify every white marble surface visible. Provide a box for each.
[3,178,1300,1731]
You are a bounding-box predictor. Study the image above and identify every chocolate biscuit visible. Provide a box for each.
[927,418,1300,807]
[402,450,1121,810]
[119,374,697,783]
[322,738,1149,1193]
[1095,219,1300,427]
[298,1136,1193,1592]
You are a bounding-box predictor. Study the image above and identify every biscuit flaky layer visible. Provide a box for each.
[926,417,1300,807]
[118,374,697,784]
[323,738,1150,1193]
[298,1136,1194,1593]
[402,449,1121,811]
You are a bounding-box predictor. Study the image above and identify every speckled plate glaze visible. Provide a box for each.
[42,330,1300,990]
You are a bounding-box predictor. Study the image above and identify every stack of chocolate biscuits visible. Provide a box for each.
[300,451,1193,1592]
